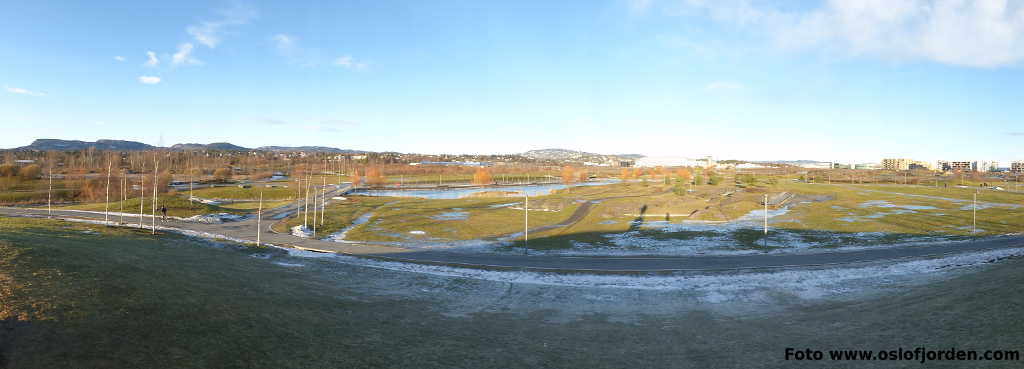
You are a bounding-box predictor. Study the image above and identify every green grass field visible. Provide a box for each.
[186,185,297,201]
[2,217,1023,368]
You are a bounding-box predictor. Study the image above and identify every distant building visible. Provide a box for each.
[973,161,999,172]
[797,162,833,169]
[938,161,973,172]
[882,158,912,171]
[1011,161,1024,173]
[634,156,716,168]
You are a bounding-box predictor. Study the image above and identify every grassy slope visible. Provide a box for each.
[59,195,231,218]
[186,186,296,201]
[2,217,1023,368]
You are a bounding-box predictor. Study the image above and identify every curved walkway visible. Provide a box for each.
[1,204,1022,274]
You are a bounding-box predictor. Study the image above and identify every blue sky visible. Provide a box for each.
[1,0,1023,163]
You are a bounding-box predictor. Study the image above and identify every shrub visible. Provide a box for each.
[0,164,17,177]
[213,168,232,181]
[18,164,41,180]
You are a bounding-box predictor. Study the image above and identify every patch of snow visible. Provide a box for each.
[431,211,469,221]
[291,225,313,238]
[182,212,246,224]
[409,230,426,235]
[325,213,373,243]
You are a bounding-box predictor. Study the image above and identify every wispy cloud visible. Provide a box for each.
[705,81,744,91]
[334,55,367,70]
[171,42,201,66]
[114,56,126,62]
[144,51,159,67]
[647,0,1024,68]
[138,76,161,85]
[5,86,46,96]
[1008,132,1024,137]
[271,33,294,51]
[186,3,257,48]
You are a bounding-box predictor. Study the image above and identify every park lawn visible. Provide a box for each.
[4,217,1024,368]
[270,196,393,235]
[217,200,293,211]
[187,186,297,201]
[767,182,1024,236]
[341,196,582,242]
[60,194,233,217]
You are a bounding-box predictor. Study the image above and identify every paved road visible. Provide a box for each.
[2,194,1023,273]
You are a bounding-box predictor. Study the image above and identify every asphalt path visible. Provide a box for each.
[2,189,1023,274]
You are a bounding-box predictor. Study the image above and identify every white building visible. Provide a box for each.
[634,156,717,168]
[973,161,999,172]
[1012,161,1024,173]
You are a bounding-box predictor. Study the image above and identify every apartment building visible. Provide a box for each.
[1012,161,1024,173]
[881,158,912,171]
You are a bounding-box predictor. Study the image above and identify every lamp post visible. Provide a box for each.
[256,189,263,247]
[524,192,529,255]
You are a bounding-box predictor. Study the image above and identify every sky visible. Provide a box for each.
[1,0,1023,164]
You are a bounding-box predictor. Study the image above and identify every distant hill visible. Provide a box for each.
[521,149,642,163]
[16,139,155,151]
[171,142,250,151]
[256,146,367,153]
[10,139,372,153]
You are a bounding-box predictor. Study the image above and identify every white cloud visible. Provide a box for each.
[144,51,159,67]
[334,55,367,70]
[661,0,1024,68]
[186,4,257,48]
[114,56,125,62]
[271,33,294,51]
[138,76,161,84]
[5,86,46,96]
[171,42,201,66]
[705,81,744,91]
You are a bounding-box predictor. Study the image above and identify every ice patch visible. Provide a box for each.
[431,211,469,221]
[291,225,313,238]
[326,213,373,243]
[859,200,937,210]
[409,230,426,235]
[182,212,246,224]
[279,242,1024,302]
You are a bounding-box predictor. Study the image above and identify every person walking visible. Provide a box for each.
[160,206,168,221]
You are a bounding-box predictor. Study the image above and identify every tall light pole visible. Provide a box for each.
[524,192,529,255]
[256,189,263,247]
[303,176,310,229]
[120,171,126,225]
[151,158,158,234]
[47,167,52,218]
[763,194,768,235]
[973,191,977,235]
[321,176,327,225]
[139,165,145,229]
[104,161,111,223]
